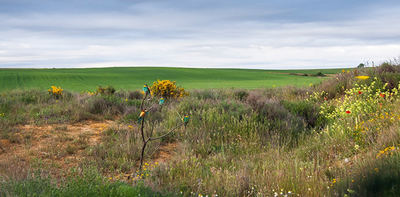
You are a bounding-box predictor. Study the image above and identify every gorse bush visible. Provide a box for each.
[48,86,63,98]
[150,80,188,99]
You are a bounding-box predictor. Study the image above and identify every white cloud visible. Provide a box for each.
[0,1,399,69]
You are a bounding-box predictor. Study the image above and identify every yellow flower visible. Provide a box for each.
[355,76,370,80]
[49,86,63,97]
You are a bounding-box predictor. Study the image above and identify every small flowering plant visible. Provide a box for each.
[376,145,398,158]
[48,86,63,98]
[320,80,399,121]
[306,90,328,103]
[319,79,400,146]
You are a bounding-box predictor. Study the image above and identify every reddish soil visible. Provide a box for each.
[0,121,113,177]
[154,142,178,164]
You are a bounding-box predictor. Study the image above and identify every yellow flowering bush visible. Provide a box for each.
[48,86,63,98]
[150,80,188,99]
[87,90,96,96]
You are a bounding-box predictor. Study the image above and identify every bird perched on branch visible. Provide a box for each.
[143,84,150,95]
[183,115,190,127]
[159,97,165,105]
[138,110,147,123]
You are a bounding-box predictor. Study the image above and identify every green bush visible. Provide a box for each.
[282,100,327,129]
[234,90,249,101]
[96,86,116,96]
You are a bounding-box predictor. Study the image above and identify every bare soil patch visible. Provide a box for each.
[154,142,178,164]
[0,120,113,178]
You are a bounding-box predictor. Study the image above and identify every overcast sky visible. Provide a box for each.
[0,0,399,69]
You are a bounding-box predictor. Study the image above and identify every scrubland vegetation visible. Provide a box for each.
[1,63,400,196]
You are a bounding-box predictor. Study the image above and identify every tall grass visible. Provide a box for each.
[0,168,170,197]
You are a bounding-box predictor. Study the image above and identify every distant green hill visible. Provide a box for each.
[0,67,344,92]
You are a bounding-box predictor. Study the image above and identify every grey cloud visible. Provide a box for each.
[0,0,399,69]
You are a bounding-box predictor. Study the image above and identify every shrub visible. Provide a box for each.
[246,94,306,146]
[234,90,249,101]
[84,96,124,115]
[190,89,223,100]
[48,86,63,98]
[128,90,142,100]
[282,100,326,129]
[357,63,365,68]
[96,86,116,96]
[314,72,326,77]
[150,80,188,99]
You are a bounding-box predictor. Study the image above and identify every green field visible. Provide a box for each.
[0,67,344,92]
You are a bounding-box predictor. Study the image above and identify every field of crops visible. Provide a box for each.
[0,67,343,92]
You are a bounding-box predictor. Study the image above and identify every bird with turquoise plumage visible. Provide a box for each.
[183,115,190,126]
[159,97,165,105]
[143,84,150,95]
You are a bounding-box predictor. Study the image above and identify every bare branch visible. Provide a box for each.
[149,124,181,141]
[140,92,148,110]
